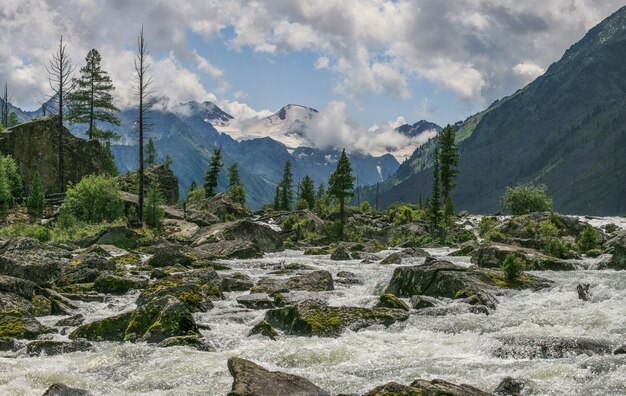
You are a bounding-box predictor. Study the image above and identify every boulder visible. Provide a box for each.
[192,220,283,259]
[147,244,200,268]
[221,272,254,292]
[0,311,49,339]
[56,254,116,287]
[494,377,525,396]
[252,271,333,295]
[410,295,441,310]
[376,294,409,311]
[363,379,492,396]
[228,357,330,396]
[93,274,148,294]
[76,226,140,249]
[162,219,200,241]
[472,243,575,271]
[26,339,92,356]
[42,383,92,396]
[303,247,331,256]
[157,335,213,351]
[137,273,218,313]
[335,271,362,285]
[265,299,408,337]
[55,314,85,327]
[70,295,199,343]
[608,230,626,270]
[384,261,550,304]
[614,344,626,355]
[492,336,612,359]
[0,238,70,285]
[237,294,275,310]
[330,245,351,261]
[249,320,278,340]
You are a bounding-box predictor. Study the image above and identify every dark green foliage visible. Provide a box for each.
[502,254,525,283]
[1,83,8,129]
[204,148,223,197]
[27,171,45,217]
[298,175,315,210]
[429,148,441,229]
[1,155,22,205]
[280,160,293,211]
[438,125,460,201]
[163,155,172,170]
[227,163,246,207]
[188,180,198,193]
[7,112,18,127]
[273,185,281,211]
[328,149,355,230]
[67,49,120,141]
[387,203,425,225]
[500,184,553,215]
[145,181,165,229]
[63,174,124,223]
[145,138,157,167]
[101,141,119,176]
[576,224,602,253]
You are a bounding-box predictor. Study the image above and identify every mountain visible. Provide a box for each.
[371,6,626,215]
[213,104,318,150]
[397,120,442,138]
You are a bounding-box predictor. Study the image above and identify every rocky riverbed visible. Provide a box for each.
[0,212,625,395]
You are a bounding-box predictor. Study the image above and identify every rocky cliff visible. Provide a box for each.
[118,164,180,205]
[0,116,109,193]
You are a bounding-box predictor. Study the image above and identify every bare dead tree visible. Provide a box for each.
[46,36,75,192]
[1,83,12,128]
[134,25,154,223]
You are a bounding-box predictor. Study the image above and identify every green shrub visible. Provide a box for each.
[538,219,559,238]
[484,229,505,242]
[576,224,602,253]
[1,155,22,203]
[387,204,425,225]
[477,216,497,237]
[500,184,553,215]
[144,181,165,229]
[543,237,571,258]
[27,170,45,217]
[63,174,124,223]
[185,188,206,209]
[502,254,525,283]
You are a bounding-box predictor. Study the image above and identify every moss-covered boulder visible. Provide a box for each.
[363,379,493,396]
[472,243,575,271]
[608,230,626,270]
[385,261,551,302]
[252,270,333,295]
[70,295,199,344]
[249,320,277,340]
[221,272,254,292]
[147,244,201,268]
[376,294,409,311]
[303,246,331,256]
[228,357,330,396]
[330,245,352,261]
[265,300,408,337]
[93,274,148,294]
[0,310,49,339]
[157,335,213,351]
[57,254,116,287]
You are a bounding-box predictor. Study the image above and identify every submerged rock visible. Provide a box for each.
[410,295,441,310]
[330,245,351,261]
[613,344,626,355]
[157,335,213,351]
[26,339,92,356]
[608,230,626,270]
[237,294,275,310]
[227,357,330,396]
[576,283,591,301]
[265,299,408,337]
[221,272,254,292]
[376,294,409,311]
[494,377,525,396]
[493,336,612,359]
[42,383,92,396]
[249,320,277,340]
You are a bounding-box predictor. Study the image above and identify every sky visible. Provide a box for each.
[1,0,625,143]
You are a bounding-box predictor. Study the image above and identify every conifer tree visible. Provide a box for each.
[145,138,157,167]
[67,49,120,140]
[188,180,198,193]
[328,149,355,233]
[280,160,293,211]
[204,148,223,197]
[430,148,441,230]
[227,163,246,206]
[27,171,45,217]
[438,124,460,216]
[164,155,172,170]
[144,181,165,229]
[298,175,315,210]
[1,83,8,128]
[273,185,281,211]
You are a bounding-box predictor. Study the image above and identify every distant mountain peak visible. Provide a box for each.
[396,120,442,138]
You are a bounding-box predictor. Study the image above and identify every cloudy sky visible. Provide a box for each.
[1,0,624,133]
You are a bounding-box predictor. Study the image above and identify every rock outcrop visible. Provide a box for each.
[0,116,110,193]
[118,164,179,205]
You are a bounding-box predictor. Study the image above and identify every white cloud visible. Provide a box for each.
[314,56,330,69]
[513,62,545,79]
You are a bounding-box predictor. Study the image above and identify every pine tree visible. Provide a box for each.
[27,171,45,217]
[328,149,355,233]
[7,112,18,127]
[430,148,441,230]
[1,83,8,128]
[227,163,246,206]
[298,175,315,210]
[280,160,293,211]
[145,138,157,167]
[204,148,223,197]
[66,49,120,141]
[46,36,75,192]
[164,155,172,170]
[438,124,460,205]
[0,164,11,213]
[188,180,198,193]
[144,181,165,229]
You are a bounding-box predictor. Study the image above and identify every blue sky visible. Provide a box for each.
[2,0,624,136]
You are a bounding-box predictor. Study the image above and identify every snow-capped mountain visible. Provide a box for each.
[212,104,318,150]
